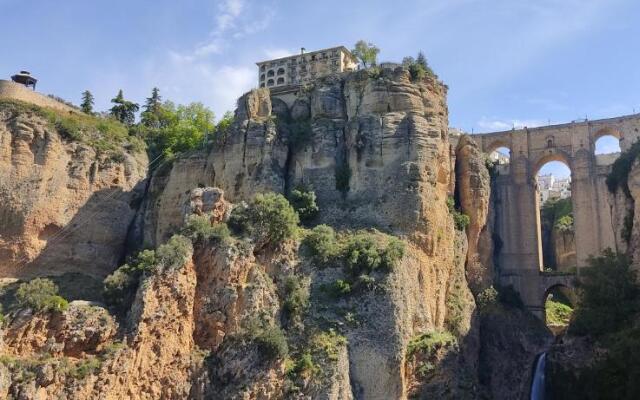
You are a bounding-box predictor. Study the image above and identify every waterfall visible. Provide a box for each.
[530,352,546,400]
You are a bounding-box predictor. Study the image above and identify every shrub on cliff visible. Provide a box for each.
[447,197,470,231]
[254,325,289,361]
[303,225,340,265]
[570,249,639,337]
[103,234,193,310]
[182,214,230,242]
[282,275,309,324]
[304,227,405,276]
[16,278,68,312]
[606,139,640,194]
[229,192,299,247]
[289,188,319,223]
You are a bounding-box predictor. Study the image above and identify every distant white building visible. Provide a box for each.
[537,174,571,204]
[489,151,510,165]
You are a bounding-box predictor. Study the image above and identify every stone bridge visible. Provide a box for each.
[471,113,640,317]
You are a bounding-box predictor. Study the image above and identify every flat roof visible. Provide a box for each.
[256,45,356,65]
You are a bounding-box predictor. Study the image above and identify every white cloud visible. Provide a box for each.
[216,0,245,34]
[477,117,546,132]
[156,52,255,116]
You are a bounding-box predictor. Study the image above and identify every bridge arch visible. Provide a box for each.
[542,281,576,332]
[532,150,572,176]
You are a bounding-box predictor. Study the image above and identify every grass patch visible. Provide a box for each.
[546,299,573,326]
[0,99,144,160]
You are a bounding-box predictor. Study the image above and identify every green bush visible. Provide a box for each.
[303,225,340,265]
[406,331,457,357]
[554,215,574,233]
[545,299,573,326]
[570,249,639,337]
[68,357,101,380]
[254,326,289,361]
[343,232,405,276]
[289,188,319,222]
[447,196,470,231]
[327,279,352,298]
[16,278,68,312]
[103,265,138,309]
[228,192,300,247]
[182,214,230,242]
[282,276,309,322]
[103,234,192,310]
[154,235,193,271]
[476,286,498,311]
[606,139,640,194]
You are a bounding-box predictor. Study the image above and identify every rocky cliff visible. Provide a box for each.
[0,100,148,279]
[0,67,548,399]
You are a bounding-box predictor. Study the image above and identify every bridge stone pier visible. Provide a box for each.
[471,114,640,317]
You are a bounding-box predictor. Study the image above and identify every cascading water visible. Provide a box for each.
[530,352,546,400]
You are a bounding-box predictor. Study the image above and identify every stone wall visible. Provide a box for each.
[0,80,78,114]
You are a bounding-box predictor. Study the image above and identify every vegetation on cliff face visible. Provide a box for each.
[606,139,640,193]
[547,249,640,399]
[0,99,145,159]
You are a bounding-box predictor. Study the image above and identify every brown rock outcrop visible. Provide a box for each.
[455,135,492,293]
[0,104,148,278]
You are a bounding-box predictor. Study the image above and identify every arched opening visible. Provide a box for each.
[277,77,285,85]
[267,70,275,77]
[488,146,511,164]
[267,79,274,87]
[536,158,575,272]
[595,134,622,166]
[277,68,285,75]
[544,285,575,335]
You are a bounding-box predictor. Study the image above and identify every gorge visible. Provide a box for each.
[0,63,639,399]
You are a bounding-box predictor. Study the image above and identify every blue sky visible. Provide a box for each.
[1,0,638,175]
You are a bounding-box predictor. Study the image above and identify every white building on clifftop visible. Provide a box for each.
[256,46,358,89]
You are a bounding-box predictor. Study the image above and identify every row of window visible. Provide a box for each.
[259,51,341,71]
[260,60,340,82]
[259,77,286,87]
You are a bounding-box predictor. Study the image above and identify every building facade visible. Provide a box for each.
[256,46,358,89]
[537,174,571,204]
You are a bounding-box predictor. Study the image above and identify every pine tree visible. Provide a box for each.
[416,51,435,77]
[109,89,139,125]
[141,87,163,128]
[80,90,95,114]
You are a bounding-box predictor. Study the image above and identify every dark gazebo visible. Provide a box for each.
[11,71,37,90]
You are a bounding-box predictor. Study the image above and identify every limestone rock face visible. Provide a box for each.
[0,107,148,278]
[1,303,116,358]
[145,68,451,245]
[625,159,640,271]
[140,70,477,399]
[455,135,492,293]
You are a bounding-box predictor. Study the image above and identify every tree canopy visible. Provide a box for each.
[109,90,139,125]
[352,40,380,68]
[80,90,94,115]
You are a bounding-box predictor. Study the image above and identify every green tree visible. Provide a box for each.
[141,87,163,128]
[351,40,380,68]
[215,111,234,137]
[142,101,216,159]
[80,90,95,114]
[570,249,640,336]
[109,89,139,125]
[228,192,299,247]
[16,278,68,312]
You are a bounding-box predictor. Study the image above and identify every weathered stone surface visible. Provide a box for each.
[0,107,148,278]
[1,303,117,358]
[456,135,492,293]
